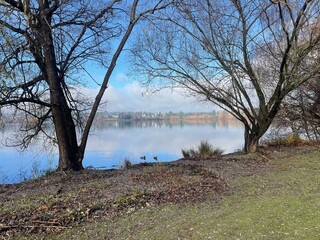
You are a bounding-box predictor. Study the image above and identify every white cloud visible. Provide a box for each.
[107,81,216,112]
[115,72,129,82]
[79,81,216,113]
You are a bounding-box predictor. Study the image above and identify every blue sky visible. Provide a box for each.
[73,2,218,113]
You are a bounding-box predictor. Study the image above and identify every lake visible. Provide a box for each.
[0,119,244,184]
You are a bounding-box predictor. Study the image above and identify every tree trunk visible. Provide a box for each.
[40,18,83,171]
[51,92,83,171]
[244,126,260,153]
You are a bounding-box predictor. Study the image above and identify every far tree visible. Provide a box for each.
[132,0,320,152]
[273,23,320,142]
[0,0,172,171]
[274,78,320,141]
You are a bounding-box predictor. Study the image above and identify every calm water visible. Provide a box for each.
[0,120,244,183]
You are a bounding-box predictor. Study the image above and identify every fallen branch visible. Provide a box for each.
[0,224,68,231]
[30,220,60,225]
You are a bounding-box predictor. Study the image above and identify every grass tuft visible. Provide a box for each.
[182,140,223,159]
[120,158,133,169]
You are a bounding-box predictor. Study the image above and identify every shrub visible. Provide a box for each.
[120,158,132,169]
[182,140,224,159]
[198,140,214,157]
[263,135,313,147]
[212,148,224,156]
[181,149,191,158]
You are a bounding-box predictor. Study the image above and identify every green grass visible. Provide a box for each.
[36,151,320,239]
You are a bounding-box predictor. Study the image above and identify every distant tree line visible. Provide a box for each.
[94,111,218,121]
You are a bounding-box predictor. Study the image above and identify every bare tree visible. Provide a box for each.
[0,0,172,171]
[273,25,320,142]
[131,0,320,152]
[274,77,320,141]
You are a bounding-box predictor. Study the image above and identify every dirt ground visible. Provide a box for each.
[0,145,319,239]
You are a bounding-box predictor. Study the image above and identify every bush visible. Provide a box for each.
[263,135,313,147]
[182,140,224,159]
[181,149,191,158]
[120,158,132,169]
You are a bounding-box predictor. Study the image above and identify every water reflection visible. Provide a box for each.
[0,119,244,183]
[94,119,202,129]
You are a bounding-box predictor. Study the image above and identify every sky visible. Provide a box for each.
[82,58,217,113]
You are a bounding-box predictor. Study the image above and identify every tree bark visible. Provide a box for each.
[244,125,260,153]
[51,89,83,171]
[40,16,83,171]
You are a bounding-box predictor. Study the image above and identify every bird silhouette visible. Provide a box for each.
[153,156,158,161]
[140,156,146,160]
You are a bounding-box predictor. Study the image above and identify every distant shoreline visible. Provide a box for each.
[94,110,242,127]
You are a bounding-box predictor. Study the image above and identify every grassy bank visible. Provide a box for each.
[56,150,320,240]
[2,146,320,239]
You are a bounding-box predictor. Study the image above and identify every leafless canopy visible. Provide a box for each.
[0,0,124,146]
[0,0,174,170]
[132,0,320,152]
